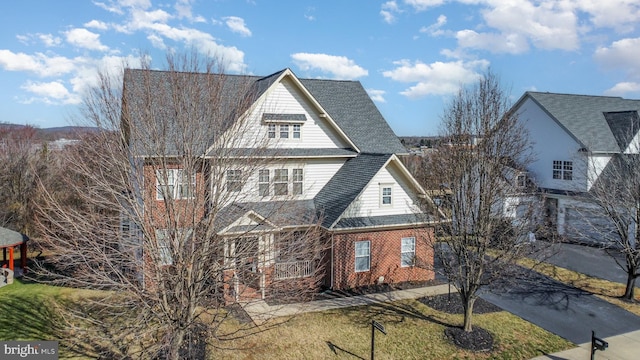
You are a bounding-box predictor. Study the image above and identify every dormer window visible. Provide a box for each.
[263,113,306,140]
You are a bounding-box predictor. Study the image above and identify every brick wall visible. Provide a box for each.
[331,227,434,290]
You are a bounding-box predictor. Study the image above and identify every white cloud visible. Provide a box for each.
[367,89,386,103]
[604,82,640,96]
[594,37,640,78]
[404,0,445,12]
[456,30,529,54]
[291,53,368,80]
[0,50,76,77]
[420,15,447,36]
[380,1,400,24]
[383,59,488,98]
[39,33,62,47]
[224,16,252,37]
[84,20,109,30]
[147,34,166,49]
[20,80,81,105]
[577,0,640,33]
[65,28,110,51]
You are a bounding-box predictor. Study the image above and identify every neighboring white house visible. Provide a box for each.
[511,91,640,242]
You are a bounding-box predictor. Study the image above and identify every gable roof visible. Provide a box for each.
[517,92,640,153]
[123,68,405,157]
[314,153,393,229]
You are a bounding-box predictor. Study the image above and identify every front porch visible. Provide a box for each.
[224,233,321,303]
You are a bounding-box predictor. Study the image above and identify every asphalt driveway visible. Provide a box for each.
[481,268,640,344]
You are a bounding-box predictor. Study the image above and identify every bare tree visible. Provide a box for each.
[0,124,50,236]
[33,53,326,359]
[427,70,538,332]
[579,118,640,300]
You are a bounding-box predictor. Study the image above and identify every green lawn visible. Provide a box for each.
[1,280,572,359]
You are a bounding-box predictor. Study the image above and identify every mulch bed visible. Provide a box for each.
[444,326,494,352]
[418,293,502,314]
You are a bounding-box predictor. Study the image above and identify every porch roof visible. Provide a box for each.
[0,227,28,248]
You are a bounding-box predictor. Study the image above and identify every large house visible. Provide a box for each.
[122,68,436,301]
[511,91,640,242]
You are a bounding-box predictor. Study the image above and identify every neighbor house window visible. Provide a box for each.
[156,169,196,200]
[380,185,393,206]
[226,169,243,192]
[553,161,573,180]
[517,173,527,188]
[355,240,370,272]
[258,169,270,196]
[401,237,416,267]
[274,169,289,196]
[268,124,276,138]
[292,168,303,195]
[279,124,289,139]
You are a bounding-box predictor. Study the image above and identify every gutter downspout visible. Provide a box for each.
[330,233,334,290]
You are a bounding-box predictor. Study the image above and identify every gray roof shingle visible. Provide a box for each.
[524,92,640,153]
[314,154,392,228]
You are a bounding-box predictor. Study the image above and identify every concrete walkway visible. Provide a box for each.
[242,283,451,322]
[531,329,640,360]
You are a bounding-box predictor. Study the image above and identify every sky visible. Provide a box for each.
[1,1,640,136]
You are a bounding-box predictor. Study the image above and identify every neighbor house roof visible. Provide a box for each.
[519,92,640,153]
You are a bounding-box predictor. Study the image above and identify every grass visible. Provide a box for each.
[519,257,640,316]
[210,298,571,359]
[0,279,572,359]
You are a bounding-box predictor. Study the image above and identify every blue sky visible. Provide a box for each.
[1,0,640,136]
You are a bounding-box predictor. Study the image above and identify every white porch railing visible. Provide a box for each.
[274,260,313,280]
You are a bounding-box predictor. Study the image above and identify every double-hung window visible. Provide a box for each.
[258,169,270,196]
[292,124,301,139]
[267,124,276,139]
[380,184,392,206]
[274,169,289,196]
[279,124,289,139]
[401,237,416,267]
[226,170,243,192]
[355,240,370,272]
[292,168,303,195]
[552,160,573,180]
[156,169,195,200]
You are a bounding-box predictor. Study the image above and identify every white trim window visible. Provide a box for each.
[292,168,303,195]
[380,184,393,206]
[355,240,370,272]
[401,237,415,267]
[292,124,301,139]
[226,169,243,192]
[267,124,276,139]
[155,228,193,265]
[274,169,289,196]
[258,169,270,196]
[156,169,195,200]
[279,124,289,139]
[552,160,573,180]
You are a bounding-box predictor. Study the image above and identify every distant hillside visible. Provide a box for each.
[0,124,100,141]
[399,136,441,148]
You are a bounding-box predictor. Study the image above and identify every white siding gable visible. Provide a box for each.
[231,77,352,149]
[342,161,421,218]
[517,97,587,192]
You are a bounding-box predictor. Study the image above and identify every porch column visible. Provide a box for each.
[20,243,27,271]
[8,247,14,271]
[2,248,5,265]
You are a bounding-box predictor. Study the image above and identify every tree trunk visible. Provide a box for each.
[462,297,476,332]
[167,328,186,360]
[624,272,636,299]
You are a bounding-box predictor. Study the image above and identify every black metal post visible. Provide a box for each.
[371,320,375,360]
